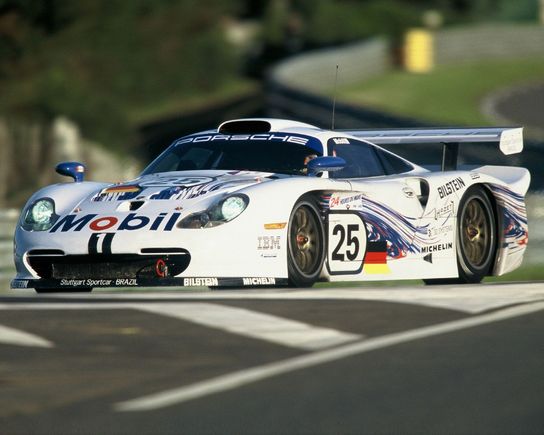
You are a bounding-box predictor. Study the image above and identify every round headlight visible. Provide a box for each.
[23,198,57,231]
[221,196,247,221]
[31,199,54,224]
[178,194,249,229]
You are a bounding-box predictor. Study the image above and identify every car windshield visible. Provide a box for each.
[142,135,323,176]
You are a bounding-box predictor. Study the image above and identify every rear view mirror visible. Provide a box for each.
[308,156,346,175]
[55,162,86,182]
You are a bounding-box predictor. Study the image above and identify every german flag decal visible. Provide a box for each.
[363,241,390,274]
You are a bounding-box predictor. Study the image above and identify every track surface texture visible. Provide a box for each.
[1,283,543,435]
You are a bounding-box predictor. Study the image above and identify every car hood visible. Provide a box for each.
[84,170,277,209]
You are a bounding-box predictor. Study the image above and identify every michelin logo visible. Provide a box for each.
[421,242,453,254]
[243,277,276,285]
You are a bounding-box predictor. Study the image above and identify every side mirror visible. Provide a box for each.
[307,156,346,175]
[55,162,86,182]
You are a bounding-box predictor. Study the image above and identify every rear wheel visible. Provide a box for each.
[457,186,496,283]
[287,199,325,287]
[425,186,496,285]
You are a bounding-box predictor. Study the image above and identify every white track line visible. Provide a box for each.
[0,324,53,348]
[114,301,544,412]
[136,303,361,350]
[0,302,360,351]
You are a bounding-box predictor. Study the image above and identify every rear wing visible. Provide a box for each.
[340,127,523,171]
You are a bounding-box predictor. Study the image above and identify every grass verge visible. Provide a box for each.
[338,58,544,125]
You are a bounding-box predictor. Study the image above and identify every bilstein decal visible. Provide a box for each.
[437,177,465,199]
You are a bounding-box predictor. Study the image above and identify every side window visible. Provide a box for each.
[327,138,385,179]
[375,148,414,175]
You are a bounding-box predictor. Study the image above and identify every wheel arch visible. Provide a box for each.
[479,183,502,276]
[455,183,498,281]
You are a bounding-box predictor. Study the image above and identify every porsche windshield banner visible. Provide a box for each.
[174,133,323,154]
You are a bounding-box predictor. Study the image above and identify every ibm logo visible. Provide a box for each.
[258,236,281,250]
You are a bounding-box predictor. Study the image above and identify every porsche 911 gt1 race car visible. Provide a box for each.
[11,118,529,293]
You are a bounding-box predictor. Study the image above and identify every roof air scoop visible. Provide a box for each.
[219,120,271,134]
[218,118,319,134]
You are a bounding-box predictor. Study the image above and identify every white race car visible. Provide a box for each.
[12,118,529,293]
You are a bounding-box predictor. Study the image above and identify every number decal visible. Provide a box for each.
[331,225,345,261]
[328,213,366,274]
[346,224,360,261]
[88,233,115,255]
[331,224,361,262]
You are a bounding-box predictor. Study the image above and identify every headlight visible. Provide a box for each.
[178,194,249,229]
[220,196,247,221]
[23,198,58,231]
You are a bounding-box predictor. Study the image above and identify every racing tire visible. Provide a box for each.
[287,198,325,287]
[425,186,496,285]
[35,287,93,293]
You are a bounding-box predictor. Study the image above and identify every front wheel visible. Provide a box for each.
[287,199,325,287]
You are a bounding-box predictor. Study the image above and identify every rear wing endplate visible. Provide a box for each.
[341,127,523,171]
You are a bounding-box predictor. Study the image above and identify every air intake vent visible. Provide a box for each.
[219,120,271,134]
[28,249,65,256]
[129,201,145,211]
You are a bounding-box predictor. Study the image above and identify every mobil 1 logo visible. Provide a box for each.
[327,211,366,275]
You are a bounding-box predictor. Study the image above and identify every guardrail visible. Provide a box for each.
[0,209,17,280]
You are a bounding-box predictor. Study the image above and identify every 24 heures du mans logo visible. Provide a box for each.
[50,212,181,233]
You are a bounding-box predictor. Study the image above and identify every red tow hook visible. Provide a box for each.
[155,259,168,278]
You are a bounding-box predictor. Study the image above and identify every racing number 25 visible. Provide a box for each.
[332,224,360,261]
[328,213,366,274]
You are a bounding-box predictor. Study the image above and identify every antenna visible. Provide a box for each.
[331,64,339,130]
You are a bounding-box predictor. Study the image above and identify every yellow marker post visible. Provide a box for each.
[404,29,434,73]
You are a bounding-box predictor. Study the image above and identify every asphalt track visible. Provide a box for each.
[485,83,544,140]
[1,283,543,435]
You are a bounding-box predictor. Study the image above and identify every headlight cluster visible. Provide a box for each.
[178,194,249,229]
[23,198,58,231]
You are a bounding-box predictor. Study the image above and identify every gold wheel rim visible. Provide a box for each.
[290,206,321,274]
[461,198,491,267]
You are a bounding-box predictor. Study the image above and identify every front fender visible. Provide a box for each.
[19,182,109,225]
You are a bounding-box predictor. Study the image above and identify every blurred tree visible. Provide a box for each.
[0,0,243,149]
[496,0,539,21]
